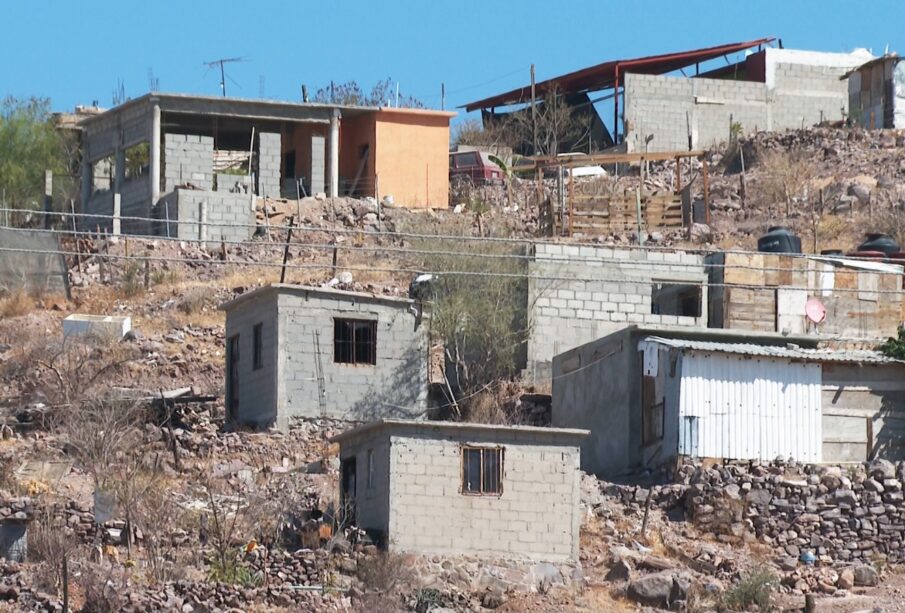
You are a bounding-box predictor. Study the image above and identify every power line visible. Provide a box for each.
[1,243,903,297]
[4,209,904,276]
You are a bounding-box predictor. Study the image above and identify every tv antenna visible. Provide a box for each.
[147,68,160,92]
[204,57,245,97]
[112,79,126,105]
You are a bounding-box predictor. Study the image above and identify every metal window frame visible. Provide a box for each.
[333,318,378,365]
[460,445,504,496]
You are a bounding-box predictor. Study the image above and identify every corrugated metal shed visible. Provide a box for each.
[640,336,902,364]
[676,351,822,462]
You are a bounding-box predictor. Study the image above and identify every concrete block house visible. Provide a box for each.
[219,285,428,430]
[552,326,905,478]
[76,93,454,242]
[331,420,588,561]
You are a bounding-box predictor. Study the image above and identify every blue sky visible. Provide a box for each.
[2,0,901,123]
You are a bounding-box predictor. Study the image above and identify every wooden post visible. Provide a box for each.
[331,242,339,278]
[641,491,652,539]
[530,64,537,154]
[69,199,82,274]
[143,259,150,290]
[280,216,295,284]
[636,187,645,246]
[702,157,711,225]
[567,165,574,237]
[674,157,681,193]
[62,554,69,613]
[804,594,816,613]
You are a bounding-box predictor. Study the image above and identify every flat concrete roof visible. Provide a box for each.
[218,283,414,312]
[331,419,589,444]
[79,92,455,127]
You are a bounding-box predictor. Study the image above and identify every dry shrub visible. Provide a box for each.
[78,563,126,613]
[115,262,146,298]
[460,383,526,425]
[874,208,905,248]
[356,552,415,612]
[0,288,35,318]
[27,505,80,596]
[755,148,815,213]
[177,288,207,315]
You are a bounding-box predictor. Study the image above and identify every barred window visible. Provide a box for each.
[334,319,377,365]
[461,446,503,495]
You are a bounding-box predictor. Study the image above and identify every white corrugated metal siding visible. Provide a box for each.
[678,351,822,462]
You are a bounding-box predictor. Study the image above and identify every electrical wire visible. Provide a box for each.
[2,243,904,296]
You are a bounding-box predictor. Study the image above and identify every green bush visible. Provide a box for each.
[722,570,776,611]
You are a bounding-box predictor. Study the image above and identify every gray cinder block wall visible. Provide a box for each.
[160,189,255,247]
[332,420,587,561]
[257,132,282,198]
[527,243,707,381]
[221,286,428,431]
[164,134,214,191]
[624,51,866,152]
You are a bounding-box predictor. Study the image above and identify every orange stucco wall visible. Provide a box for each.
[373,110,452,208]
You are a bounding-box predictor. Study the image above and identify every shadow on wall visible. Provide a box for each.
[871,392,905,462]
[346,345,426,421]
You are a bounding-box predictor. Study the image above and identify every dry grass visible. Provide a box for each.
[575,586,638,612]
[0,289,35,318]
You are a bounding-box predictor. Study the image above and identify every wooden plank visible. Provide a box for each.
[723,253,766,286]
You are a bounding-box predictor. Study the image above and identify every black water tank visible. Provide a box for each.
[857,233,900,256]
[757,226,802,254]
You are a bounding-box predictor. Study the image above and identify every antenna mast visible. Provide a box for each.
[204,57,245,97]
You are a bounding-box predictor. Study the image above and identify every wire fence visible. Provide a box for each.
[0,208,903,297]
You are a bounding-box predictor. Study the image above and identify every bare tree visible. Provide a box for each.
[503,86,592,156]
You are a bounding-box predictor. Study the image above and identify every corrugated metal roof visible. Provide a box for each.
[641,336,902,364]
[463,38,775,111]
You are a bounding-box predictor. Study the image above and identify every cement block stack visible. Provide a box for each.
[257,132,282,199]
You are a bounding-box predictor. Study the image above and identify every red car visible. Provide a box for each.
[449,150,503,185]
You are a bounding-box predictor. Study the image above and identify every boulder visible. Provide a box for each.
[870,459,896,480]
[627,572,674,607]
[605,559,632,582]
[837,568,855,590]
[852,565,879,587]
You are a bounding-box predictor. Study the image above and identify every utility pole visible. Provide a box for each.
[530,64,538,155]
[441,83,445,111]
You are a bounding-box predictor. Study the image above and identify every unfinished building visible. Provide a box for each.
[707,252,904,340]
[526,243,707,381]
[552,326,905,478]
[465,39,873,153]
[332,419,587,561]
[219,284,429,431]
[78,94,454,240]
[846,54,905,129]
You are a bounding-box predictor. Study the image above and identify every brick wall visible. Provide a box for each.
[164,133,213,191]
[258,132,282,198]
[384,429,582,561]
[527,243,707,381]
[277,291,428,425]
